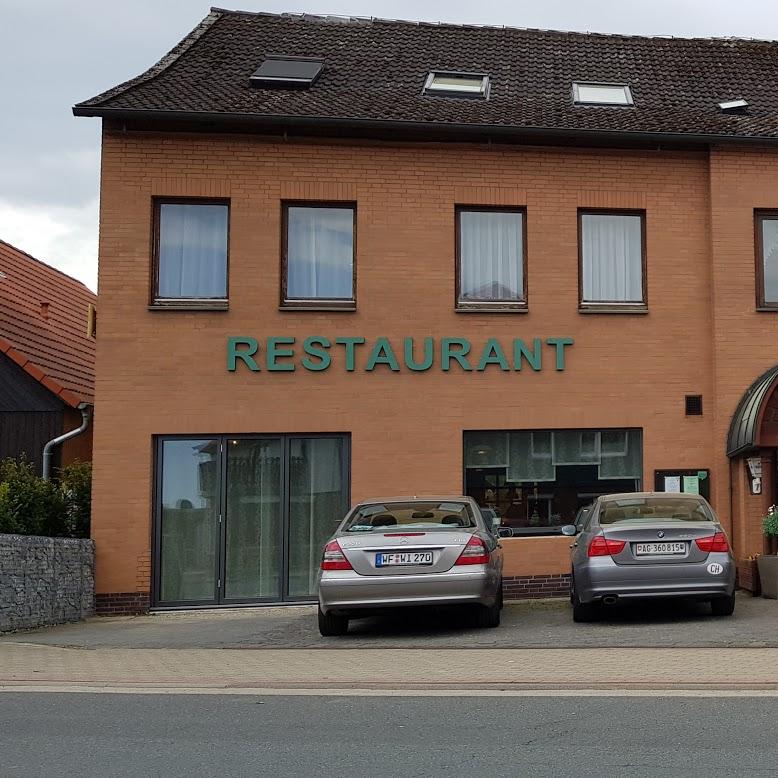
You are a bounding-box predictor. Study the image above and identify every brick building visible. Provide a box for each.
[75,10,778,613]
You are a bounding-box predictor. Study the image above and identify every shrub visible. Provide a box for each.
[763,505,778,538]
[0,457,91,538]
[58,461,92,538]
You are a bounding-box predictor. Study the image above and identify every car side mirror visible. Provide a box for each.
[560,524,578,537]
[497,527,513,539]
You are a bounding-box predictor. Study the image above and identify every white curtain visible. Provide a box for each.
[581,214,642,302]
[287,207,353,299]
[158,204,228,298]
[762,219,778,303]
[459,211,523,301]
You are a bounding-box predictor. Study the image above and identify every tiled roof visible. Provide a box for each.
[74,9,778,143]
[0,240,96,407]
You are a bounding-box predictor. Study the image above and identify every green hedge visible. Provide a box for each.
[0,457,91,538]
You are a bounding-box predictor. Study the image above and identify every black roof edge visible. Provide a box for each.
[71,106,778,148]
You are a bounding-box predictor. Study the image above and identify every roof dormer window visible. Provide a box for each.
[573,82,634,106]
[250,56,324,88]
[424,71,490,99]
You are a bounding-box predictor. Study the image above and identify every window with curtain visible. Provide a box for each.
[757,212,778,308]
[580,211,644,306]
[284,204,355,304]
[457,208,525,307]
[155,201,229,301]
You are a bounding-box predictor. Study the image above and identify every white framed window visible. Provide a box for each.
[424,71,490,99]
[573,82,633,106]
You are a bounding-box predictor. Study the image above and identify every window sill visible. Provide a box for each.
[280,302,356,312]
[578,304,648,315]
[756,307,778,313]
[456,304,528,314]
[149,300,229,311]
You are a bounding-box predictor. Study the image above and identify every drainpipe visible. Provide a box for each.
[42,403,92,481]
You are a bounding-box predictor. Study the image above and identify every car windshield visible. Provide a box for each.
[599,497,714,524]
[343,501,477,532]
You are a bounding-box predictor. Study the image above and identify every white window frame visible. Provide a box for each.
[573,82,634,106]
[424,71,490,99]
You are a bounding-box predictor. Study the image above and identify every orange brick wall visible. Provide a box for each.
[91,129,776,598]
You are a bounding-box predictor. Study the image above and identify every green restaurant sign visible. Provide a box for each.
[227,336,574,373]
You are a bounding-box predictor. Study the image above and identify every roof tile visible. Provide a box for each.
[75,10,778,142]
[0,240,96,406]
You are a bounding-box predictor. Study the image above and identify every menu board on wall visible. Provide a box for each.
[654,469,710,500]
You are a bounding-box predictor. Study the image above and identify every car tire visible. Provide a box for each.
[571,582,599,623]
[318,605,349,636]
[710,593,736,617]
[498,580,504,610]
[474,599,501,628]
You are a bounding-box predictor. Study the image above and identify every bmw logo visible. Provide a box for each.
[657,531,665,538]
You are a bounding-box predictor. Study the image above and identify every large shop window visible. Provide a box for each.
[152,199,229,305]
[464,429,642,536]
[579,210,646,310]
[756,211,778,309]
[456,207,526,310]
[282,203,356,309]
[154,435,349,607]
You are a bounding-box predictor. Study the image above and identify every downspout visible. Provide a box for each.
[42,403,92,481]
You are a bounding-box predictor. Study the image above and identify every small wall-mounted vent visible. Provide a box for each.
[685,395,703,416]
[718,98,748,114]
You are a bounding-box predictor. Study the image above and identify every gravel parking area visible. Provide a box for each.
[2,592,776,650]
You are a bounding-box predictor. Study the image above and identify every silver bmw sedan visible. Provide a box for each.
[566,492,736,622]
[316,496,503,636]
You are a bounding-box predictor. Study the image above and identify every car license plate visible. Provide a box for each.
[376,552,434,567]
[634,542,687,556]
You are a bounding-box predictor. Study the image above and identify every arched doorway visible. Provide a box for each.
[727,366,778,558]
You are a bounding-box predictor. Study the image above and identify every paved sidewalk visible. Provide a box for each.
[3,593,776,649]
[2,644,778,692]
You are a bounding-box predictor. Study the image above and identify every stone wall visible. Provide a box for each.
[0,534,94,632]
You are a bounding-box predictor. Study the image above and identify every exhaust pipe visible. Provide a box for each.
[602,595,619,606]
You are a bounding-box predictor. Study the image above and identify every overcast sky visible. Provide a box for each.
[2,0,778,291]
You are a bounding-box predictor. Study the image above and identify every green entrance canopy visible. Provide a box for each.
[726,365,778,457]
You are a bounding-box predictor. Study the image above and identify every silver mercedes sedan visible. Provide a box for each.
[316,496,503,636]
[565,492,736,622]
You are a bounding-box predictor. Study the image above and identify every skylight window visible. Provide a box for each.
[718,98,748,113]
[424,71,490,99]
[573,82,634,106]
[250,56,324,87]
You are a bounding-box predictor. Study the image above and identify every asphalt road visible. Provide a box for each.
[2,692,777,777]
[4,592,777,649]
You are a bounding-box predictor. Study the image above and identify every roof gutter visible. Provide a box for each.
[72,105,778,147]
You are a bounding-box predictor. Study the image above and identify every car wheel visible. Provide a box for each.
[571,583,599,623]
[473,599,501,628]
[498,580,504,610]
[318,605,349,636]
[710,593,736,617]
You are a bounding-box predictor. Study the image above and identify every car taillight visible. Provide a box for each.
[320,540,353,571]
[695,532,729,553]
[455,535,490,565]
[587,535,627,557]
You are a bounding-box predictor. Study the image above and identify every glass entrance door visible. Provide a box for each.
[224,438,283,601]
[154,434,349,607]
[158,438,220,605]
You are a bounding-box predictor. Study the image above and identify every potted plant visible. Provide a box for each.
[757,505,778,599]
